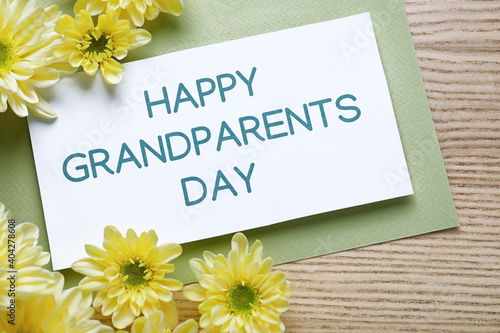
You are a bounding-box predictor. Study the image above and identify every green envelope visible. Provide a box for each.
[0,0,459,287]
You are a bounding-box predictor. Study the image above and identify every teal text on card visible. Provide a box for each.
[181,163,256,206]
[144,67,258,117]
[62,94,361,184]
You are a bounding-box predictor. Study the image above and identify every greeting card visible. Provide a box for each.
[28,13,414,270]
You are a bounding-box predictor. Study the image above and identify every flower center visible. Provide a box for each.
[227,282,259,314]
[0,38,15,72]
[82,30,112,59]
[122,259,148,288]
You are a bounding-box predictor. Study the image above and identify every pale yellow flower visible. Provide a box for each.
[74,0,183,27]
[54,9,151,84]
[0,272,114,333]
[0,0,73,118]
[0,202,58,307]
[117,312,198,333]
[183,233,293,333]
[72,225,183,329]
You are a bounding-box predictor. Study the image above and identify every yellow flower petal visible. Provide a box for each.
[55,14,75,33]
[199,312,212,328]
[189,258,212,279]
[226,250,239,278]
[16,268,52,294]
[44,5,61,23]
[12,6,45,40]
[26,95,57,118]
[113,301,136,329]
[173,319,199,333]
[257,257,273,276]
[1,271,113,333]
[144,6,160,21]
[260,306,280,324]
[100,58,124,84]
[47,58,78,76]
[249,240,263,263]
[0,73,17,92]
[126,5,145,27]
[203,251,217,267]
[79,276,109,290]
[17,21,44,47]
[0,0,9,29]
[75,0,107,16]
[71,225,183,329]
[199,297,220,313]
[10,62,34,80]
[232,233,249,258]
[198,274,221,291]
[102,295,119,315]
[129,316,148,333]
[69,51,85,68]
[0,94,8,113]
[74,9,95,33]
[183,283,206,302]
[7,93,28,117]
[128,28,151,50]
[154,0,183,16]
[59,287,85,318]
[126,228,139,252]
[85,243,108,259]
[0,0,67,118]
[149,285,173,302]
[54,8,152,85]
[134,0,146,14]
[29,67,60,88]
[72,258,108,277]
[265,297,289,312]
[82,59,98,74]
[211,305,231,326]
[186,233,292,332]
[107,225,127,244]
[16,81,39,104]
[157,278,183,291]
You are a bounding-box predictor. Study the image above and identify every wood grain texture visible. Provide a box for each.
[94,1,500,331]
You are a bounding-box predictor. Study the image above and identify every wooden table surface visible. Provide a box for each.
[95,1,500,331]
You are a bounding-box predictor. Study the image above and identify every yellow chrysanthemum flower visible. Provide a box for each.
[0,272,114,333]
[0,0,73,118]
[0,202,58,307]
[117,312,198,333]
[183,233,293,333]
[73,0,183,27]
[54,9,151,84]
[71,225,183,329]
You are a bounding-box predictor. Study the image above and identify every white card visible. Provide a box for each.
[28,12,413,270]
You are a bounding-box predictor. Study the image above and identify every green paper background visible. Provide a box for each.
[0,0,459,288]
